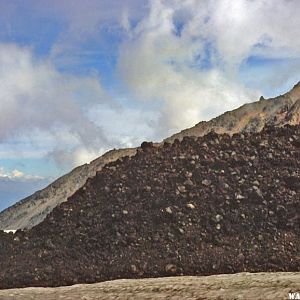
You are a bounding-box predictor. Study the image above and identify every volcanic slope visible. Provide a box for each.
[0,125,299,289]
[0,148,136,230]
[0,81,300,230]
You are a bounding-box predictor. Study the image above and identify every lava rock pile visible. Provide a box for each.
[0,125,299,289]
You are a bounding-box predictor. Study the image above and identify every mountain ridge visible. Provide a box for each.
[0,81,299,230]
[165,81,300,142]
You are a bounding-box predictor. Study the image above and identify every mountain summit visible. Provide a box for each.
[165,81,300,142]
[0,82,300,230]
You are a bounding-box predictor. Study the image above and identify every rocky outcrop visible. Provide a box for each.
[0,81,299,230]
[0,125,299,289]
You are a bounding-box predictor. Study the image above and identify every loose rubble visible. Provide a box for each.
[0,125,299,289]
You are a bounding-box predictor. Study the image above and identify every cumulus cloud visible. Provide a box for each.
[117,0,300,136]
[0,167,44,182]
[0,43,115,167]
[0,166,51,211]
[88,105,159,146]
[1,0,300,170]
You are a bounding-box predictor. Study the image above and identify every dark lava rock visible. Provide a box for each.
[141,141,154,151]
[0,125,299,289]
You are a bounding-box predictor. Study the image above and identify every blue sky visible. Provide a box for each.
[0,0,300,210]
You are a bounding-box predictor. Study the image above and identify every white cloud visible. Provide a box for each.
[0,167,43,182]
[117,0,300,136]
[0,43,117,167]
[1,0,300,170]
[117,0,256,136]
[0,42,160,168]
[46,0,148,37]
[11,170,24,178]
[208,0,300,66]
[88,105,159,145]
[43,0,149,66]
[0,168,51,211]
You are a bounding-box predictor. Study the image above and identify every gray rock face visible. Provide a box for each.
[0,81,299,230]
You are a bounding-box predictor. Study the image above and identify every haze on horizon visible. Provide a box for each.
[0,0,300,210]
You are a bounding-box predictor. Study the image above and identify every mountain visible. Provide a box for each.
[0,148,136,230]
[0,124,299,288]
[165,81,300,142]
[0,81,299,230]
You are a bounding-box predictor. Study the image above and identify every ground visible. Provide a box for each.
[0,272,299,300]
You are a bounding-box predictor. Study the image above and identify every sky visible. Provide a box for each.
[0,0,300,211]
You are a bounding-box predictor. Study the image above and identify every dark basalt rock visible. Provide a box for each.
[141,141,154,151]
[0,125,299,289]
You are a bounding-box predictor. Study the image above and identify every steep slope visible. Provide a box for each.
[0,148,136,230]
[0,81,299,230]
[165,81,300,142]
[0,125,299,289]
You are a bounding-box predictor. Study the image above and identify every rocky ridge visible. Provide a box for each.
[0,124,299,289]
[166,81,300,142]
[0,81,299,230]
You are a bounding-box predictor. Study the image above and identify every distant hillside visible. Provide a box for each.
[0,81,299,230]
[0,148,136,230]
